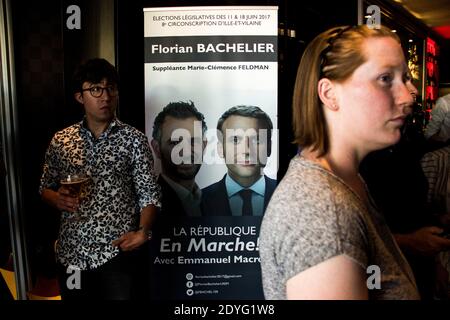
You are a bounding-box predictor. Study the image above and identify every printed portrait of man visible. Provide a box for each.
[202,105,276,216]
[151,101,207,217]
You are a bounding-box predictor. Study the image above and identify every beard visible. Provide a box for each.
[161,154,202,181]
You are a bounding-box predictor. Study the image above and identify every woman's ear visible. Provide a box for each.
[317,78,339,111]
[74,92,83,104]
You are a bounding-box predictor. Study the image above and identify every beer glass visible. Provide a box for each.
[60,173,89,221]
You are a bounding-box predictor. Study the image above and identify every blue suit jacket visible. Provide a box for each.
[201,175,277,216]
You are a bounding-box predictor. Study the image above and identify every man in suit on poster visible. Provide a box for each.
[151,101,207,217]
[202,105,276,216]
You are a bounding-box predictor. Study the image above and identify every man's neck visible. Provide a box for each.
[86,118,112,139]
[228,171,262,188]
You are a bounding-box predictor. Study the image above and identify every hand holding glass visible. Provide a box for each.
[60,174,89,221]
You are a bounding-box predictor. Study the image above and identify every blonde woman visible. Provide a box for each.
[260,25,420,300]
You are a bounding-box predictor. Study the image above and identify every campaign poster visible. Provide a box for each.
[144,6,278,299]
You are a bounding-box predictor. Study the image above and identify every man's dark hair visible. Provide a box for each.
[217,105,273,135]
[152,101,207,142]
[72,58,119,94]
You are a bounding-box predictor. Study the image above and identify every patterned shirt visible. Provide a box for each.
[425,94,450,140]
[421,145,450,213]
[39,118,161,270]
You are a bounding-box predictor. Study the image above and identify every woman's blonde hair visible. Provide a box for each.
[292,25,400,156]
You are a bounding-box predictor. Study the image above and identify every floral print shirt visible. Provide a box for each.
[39,118,161,270]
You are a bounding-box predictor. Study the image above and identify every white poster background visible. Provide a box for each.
[144,6,278,189]
[144,6,278,36]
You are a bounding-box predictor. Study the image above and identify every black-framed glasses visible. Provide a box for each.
[81,85,118,98]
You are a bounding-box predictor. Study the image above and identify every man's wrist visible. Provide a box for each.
[136,225,152,240]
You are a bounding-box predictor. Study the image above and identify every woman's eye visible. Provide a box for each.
[379,74,393,83]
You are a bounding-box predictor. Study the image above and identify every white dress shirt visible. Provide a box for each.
[225,174,265,216]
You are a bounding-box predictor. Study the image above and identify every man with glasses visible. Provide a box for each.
[39,58,161,300]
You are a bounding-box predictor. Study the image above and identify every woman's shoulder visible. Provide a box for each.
[273,155,354,204]
[263,155,367,236]
[260,156,370,283]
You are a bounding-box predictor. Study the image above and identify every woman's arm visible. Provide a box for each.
[286,255,368,300]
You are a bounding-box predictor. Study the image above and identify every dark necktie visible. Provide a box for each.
[239,189,253,216]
